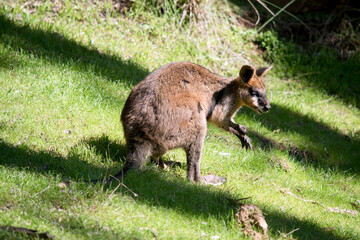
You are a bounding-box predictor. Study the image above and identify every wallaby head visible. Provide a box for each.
[238,65,272,114]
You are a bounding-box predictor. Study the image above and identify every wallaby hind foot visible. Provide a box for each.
[150,157,182,169]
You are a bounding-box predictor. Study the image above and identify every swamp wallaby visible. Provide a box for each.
[118,62,271,183]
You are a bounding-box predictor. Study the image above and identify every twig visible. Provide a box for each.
[237,16,256,27]
[179,9,187,27]
[134,0,146,22]
[295,71,320,78]
[271,183,326,208]
[246,0,260,25]
[275,91,300,95]
[109,181,123,197]
[256,0,274,15]
[109,176,138,198]
[237,197,252,201]
[33,184,51,197]
[258,0,296,32]
[310,96,337,105]
[13,133,31,147]
[283,228,300,238]
[261,0,312,31]
[11,187,31,197]
[225,196,252,205]
[280,188,326,208]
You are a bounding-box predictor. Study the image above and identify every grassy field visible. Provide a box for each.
[1,0,359,239]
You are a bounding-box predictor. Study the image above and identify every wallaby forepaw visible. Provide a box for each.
[241,135,252,150]
[238,125,247,135]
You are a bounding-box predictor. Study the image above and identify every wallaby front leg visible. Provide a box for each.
[226,122,252,149]
[229,121,247,135]
[230,128,252,149]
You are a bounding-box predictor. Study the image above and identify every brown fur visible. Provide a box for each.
[119,62,271,183]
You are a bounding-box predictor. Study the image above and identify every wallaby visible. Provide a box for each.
[117,62,271,184]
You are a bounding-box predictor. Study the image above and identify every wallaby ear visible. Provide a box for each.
[256,66,273,78]
[239,65,256,83]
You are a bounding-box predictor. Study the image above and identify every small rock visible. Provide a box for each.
[64,130,72,135]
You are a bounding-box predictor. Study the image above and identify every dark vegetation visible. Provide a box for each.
[229,0,360,108]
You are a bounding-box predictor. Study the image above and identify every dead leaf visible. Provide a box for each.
[235,204,269,239]
[57,181,71,188]
[0,226,54,239]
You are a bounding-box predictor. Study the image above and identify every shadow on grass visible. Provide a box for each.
[242,103,360,174]
[120,171,348,240]
[230,0,360,108]
[0,14,149,85]
[0,140,106,180]
[0,137,352,239]
[272,50,360,108]
[84,134,126,164]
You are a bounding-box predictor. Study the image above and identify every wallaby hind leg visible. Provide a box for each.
[185,140,204,183]
[185,130,227,185]
[112,140,153,181]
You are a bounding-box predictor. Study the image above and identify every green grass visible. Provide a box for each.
[1,0,360,239]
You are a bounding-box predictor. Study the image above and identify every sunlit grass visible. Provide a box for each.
[0,0,359,239]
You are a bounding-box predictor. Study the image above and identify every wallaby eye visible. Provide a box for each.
[250,90,259,97]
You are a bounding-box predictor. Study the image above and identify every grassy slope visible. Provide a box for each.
[1,1,359,239]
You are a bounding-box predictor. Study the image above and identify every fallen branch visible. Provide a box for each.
[0,226,54,239]
[279,188,326,208]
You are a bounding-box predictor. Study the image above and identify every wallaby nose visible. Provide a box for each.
[263,104,271,112]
